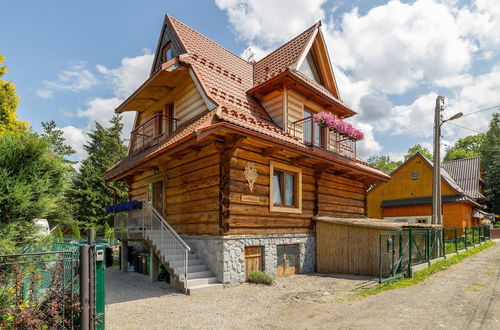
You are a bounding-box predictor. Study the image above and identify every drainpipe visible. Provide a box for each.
[104,180,118,204]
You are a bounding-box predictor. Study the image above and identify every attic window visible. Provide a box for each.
[411,171,419,180]
[299,51,322,84]
[161,42,173,63]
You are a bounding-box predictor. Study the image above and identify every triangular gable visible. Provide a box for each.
[294,28,340,99]
[150,16,186,76]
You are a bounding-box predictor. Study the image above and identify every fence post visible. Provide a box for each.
[426,228,430,262]
[408,227,413,277]
[80,245,90,330]
[454,227,458,253]
[379,234,382,283]
[465,227,468,250]
[441,228,445,258]
[88,228,96,330]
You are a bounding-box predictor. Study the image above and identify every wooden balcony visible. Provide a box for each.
[129,113,179,154]
[289,116,357,160]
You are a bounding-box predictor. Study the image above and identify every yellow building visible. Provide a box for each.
[367,153,486,227]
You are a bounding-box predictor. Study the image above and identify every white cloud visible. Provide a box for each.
[40,62,98,95]
[77,97,123,125]
[329,0,472,95]
[59,125,88,160]
[215,0,326,47]
[96,50,153,99]
[352,122,382,159]
[36,89,53,99]
[457,0,500,57]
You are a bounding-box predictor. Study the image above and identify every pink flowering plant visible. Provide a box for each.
[313,112,364,141]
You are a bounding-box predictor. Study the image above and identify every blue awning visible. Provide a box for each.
[106,200,143,213]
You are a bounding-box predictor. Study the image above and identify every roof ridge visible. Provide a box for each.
[166,15,250,67]
[253,21,320,69]
[442,156,480,164]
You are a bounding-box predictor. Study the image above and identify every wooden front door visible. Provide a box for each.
[277,245,298,276]
[245,247,262,278]
[152,181,164,216]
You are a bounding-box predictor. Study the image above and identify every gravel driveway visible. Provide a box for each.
[106,241,499,329]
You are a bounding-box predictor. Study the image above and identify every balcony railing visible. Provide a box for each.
[129,113,179,154]
[289,116,357,159]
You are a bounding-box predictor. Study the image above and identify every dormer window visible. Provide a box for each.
[299,50,322,84]
[161,42,173,63]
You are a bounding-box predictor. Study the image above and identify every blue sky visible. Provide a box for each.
[1,0,499,161]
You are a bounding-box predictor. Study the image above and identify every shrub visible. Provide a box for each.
[494,223,500,228]
[247,271,273,285]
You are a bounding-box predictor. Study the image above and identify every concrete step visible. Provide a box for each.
[186,270,212,279]
[173,264,206,275]
[187,283,224,295]
[181,276,218,287]
[169,259,202,267]
[162,253,197,262]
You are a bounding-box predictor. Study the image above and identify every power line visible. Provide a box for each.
[459,105,500,118]
[444,121,483,134]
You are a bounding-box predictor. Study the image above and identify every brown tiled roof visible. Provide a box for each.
[253,22,319,85]
[104,110,219,180]
[105,15,387,181]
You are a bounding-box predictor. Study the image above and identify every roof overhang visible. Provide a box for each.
[247,69,356,118]
[115,58,188,113]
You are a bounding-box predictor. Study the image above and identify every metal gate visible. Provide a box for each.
[0,250,80,329]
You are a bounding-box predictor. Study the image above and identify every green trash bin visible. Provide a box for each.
[145,253,151,276]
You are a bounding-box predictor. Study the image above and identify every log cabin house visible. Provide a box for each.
[367,153,487,227]
[105,15,390,294]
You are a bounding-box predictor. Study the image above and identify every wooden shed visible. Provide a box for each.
[315,216,405,276]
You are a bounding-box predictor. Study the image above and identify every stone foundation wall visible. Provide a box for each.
[182,233,315,286]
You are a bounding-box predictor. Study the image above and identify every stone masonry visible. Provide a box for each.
[182,234,315,285]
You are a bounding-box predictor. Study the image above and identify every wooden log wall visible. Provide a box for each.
[128,139,367,236]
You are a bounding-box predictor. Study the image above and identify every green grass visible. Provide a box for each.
[358,240,495,298]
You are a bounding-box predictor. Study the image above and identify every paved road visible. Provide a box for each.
[275,240,500,329]
[106,241,499,329]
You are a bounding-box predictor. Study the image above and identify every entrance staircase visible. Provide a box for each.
[114,200,222,295]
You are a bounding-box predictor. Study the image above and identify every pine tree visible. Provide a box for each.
[0,54,28,134]
[69,115,128,231]
[41,120,76,158]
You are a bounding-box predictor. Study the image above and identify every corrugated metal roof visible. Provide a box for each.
[381,195,480,208]
[442,157,484,200]
[418,154,484,201]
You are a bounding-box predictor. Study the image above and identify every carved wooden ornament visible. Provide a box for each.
[244,162,258,192]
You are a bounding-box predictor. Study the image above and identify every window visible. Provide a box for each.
[299,51,322,84]
[270,161,302,213]
[417,219,427,224]
[411,171,419,180]
[161,42,173,63]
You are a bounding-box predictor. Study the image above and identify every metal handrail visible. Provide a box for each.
[113,200,191,292]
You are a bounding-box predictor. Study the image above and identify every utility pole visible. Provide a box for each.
[432,96,463,225]
[432,96,445,225]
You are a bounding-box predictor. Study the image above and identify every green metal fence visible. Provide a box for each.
[379,225,491,283]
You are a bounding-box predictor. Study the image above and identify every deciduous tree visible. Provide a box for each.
[0,54,28,134]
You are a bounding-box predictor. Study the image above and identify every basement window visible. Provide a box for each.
[270,161,302,213]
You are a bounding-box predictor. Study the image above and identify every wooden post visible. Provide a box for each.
[121,240,128,273]
[150,247,158,282]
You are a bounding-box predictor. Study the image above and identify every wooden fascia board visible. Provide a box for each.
[150,18,168,76]
[294,27,319,71]
[195,122,391,182]
[188,66,218,110]
[115,58,183,113]
[316,29,341,99]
